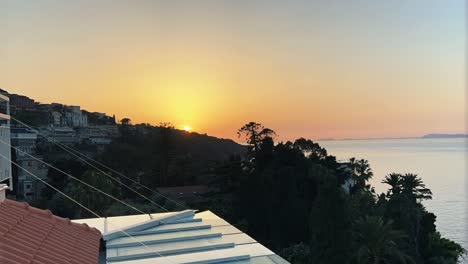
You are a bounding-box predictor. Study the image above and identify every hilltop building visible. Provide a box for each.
[0,89,36,110]
[42,127,78,145]
[0,90,119,200]
[77,125,119,146]
[11,127,49,200]
[64,105,88,127]
[9,94,37,110]
[50,111,62,126]
[11,127,38,157]
[15,155,48,200]
[47,105,88,128]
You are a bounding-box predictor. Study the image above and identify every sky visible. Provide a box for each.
[1,0,466,141]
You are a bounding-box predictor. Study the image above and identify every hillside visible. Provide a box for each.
[2,89,246,188]
[97,124,246,188]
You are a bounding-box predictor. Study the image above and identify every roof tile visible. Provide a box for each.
[0,199,102,264]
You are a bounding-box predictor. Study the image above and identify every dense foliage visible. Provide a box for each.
[204,122,465,264]
[31,121,464,264]
[33,121,245,216]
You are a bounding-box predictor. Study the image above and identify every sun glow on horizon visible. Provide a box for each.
[1,1,464,140]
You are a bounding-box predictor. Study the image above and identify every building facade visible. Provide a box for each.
[64,105,88,127]
[11,127,38,156]
[10,127,49,200]
[0,93,12,189]
[15,155,48,200]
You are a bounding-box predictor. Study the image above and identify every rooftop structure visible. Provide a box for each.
[0,194,102,264]
[74,210,290,264]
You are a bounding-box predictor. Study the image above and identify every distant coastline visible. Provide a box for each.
[421,133,468,139]
[317,134,468,142]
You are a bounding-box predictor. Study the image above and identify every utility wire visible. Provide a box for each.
[0,152,183,263]
[12,116,187,210]
[10,117,183,211]
[0,151,245,264]
[0,152,101,218]
[10,118,248,263]
[0,138,147,215]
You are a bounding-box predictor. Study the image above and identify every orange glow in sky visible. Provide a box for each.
[1,1,465,141]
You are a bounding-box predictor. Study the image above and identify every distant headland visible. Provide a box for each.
[422,133,468,139]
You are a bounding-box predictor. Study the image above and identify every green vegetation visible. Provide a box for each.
[205,122,465,264]
[11,110,48,127]
[34,121,245,217]
[32,121,464,264]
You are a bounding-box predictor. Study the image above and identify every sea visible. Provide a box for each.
[318,138,467,259]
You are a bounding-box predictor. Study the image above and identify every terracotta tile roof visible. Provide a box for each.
[0,199,102,264]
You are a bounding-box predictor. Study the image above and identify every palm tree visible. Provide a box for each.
[353,216,414,264]
[401,174,432,201]
[349,158,374,190]
[382,173,403,197]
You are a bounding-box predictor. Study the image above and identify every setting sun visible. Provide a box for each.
[0,1,465,262]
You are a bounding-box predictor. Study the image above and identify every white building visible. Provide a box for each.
[44,127,78,145]
[50,111,62,126]
[11,127,38,157]
[10,127,49,200]
[0,93,12,189]
[64,105,88,127]
[77,126,116,145]
[16,155,48,200]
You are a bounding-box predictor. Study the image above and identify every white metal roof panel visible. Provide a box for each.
[107,233,257,259]
[226,255,290,264]
[74,210,289,264]
[107,243,275,264]
[73,212,175,234]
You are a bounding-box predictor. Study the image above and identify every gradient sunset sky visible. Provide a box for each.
[1,0,466,141]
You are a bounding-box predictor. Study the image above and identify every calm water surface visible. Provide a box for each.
[319,138,467,256]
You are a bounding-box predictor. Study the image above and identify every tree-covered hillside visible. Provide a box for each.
[31,121,464,264]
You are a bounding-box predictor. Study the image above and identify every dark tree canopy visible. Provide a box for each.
[237,121,276,156]
[31,121,464,264]
[120,118,132,125]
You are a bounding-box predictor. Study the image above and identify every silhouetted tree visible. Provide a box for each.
[237,122,276,157]
[349,158,374,192]
[352,216,413,264]
[66,170,116,217]
[120,118,131,125]
[382,173,403,198]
